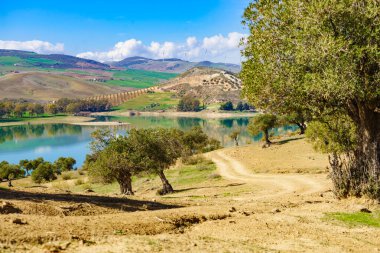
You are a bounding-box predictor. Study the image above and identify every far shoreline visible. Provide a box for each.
[0,110,257,127]
[93,110,257,119]
[0,116,95,127]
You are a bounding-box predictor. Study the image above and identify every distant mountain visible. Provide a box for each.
[0,49,109,70]
[110,57,241,73]
[160,67,242,103]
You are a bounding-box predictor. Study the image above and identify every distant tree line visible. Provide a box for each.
[219,101,253,111]
[0,157,76,185]
[0,98,111,119]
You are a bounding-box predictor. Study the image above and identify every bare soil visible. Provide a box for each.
[0,138,379,252]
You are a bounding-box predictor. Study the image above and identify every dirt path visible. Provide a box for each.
[207,149,328,200]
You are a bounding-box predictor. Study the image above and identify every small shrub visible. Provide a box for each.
[208,173,222,179]
[78,170,85,175]
[183,155,206,165]
[61,172,72,180]
[81,183,93,191]
[75,179,84,186]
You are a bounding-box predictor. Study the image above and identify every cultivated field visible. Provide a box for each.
[0,72,131,102]
[0,138,379,252]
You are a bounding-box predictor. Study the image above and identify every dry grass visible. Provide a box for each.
[224,137,329,173]
[0,72,131,101]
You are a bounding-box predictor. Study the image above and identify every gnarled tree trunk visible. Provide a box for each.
[158,170,174,195]
[355,106,380,197]
[332,104,380,199]
[118,173,133,195]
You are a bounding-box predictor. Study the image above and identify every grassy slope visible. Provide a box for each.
[114,92,179,111]
[106,69,177,88]
[4,156,219,196]
[0,56,178,90]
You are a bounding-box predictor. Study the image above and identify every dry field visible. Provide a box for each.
[0,72,131,102]
[0,138,379,252]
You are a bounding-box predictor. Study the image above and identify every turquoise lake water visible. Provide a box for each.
[0,115,298,167]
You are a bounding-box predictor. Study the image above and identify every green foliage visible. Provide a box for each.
[236,102,244,111]
[306,116,357,154]
[219,101,234,111]
[180,126,221,155]
[31,162,57,183]
[0,161,25,180]
[241,0,380,198]
[248,114,278,144]
[54,157,76,174]
[177,95,201,112]
[87,126,219,195]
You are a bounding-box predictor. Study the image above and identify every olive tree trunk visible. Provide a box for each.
[118,173,133,195]
[264,129,271,147]
[158,170,174,195]
[296,122,306,135]
[331,105,380,199]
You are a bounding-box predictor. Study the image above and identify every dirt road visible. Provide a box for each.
[207,149,328,200]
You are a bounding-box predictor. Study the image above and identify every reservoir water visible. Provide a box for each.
[0,115,298,167]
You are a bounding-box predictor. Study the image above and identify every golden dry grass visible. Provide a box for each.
[224,137,329,173]
[0,72,131,101]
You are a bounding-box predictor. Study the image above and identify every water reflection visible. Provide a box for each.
[0,116,298,167]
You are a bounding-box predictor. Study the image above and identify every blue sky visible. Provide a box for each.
[0,0,250,63]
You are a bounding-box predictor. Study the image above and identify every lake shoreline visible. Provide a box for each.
[0,111,256,127]
[0,116,95,127]
[93,110,257,119]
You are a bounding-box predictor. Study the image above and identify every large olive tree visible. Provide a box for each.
[128,128,184,195]
[241,0,380,198]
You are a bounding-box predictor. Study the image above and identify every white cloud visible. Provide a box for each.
[77,32,247,64]
[0,40,64,54]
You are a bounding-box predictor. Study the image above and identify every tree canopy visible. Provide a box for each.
[241,0,380,199]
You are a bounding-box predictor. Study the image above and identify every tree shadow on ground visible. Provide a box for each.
[173,183,245,193]
[272,136,304,146]
[0,188,181,212]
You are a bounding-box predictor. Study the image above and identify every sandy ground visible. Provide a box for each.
[93,110,257,119]
[0,116,95,127]
[0,138,379,252]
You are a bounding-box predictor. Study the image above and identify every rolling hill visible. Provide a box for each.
[0,72,131,102]
[110,57,241,73]
[0,50,109,70]
[160,67,242,103]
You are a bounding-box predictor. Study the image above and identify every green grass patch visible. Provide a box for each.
[325,211,380,228]
[166,159,219,186]
[106,69,177,88]
[114,92,179,111]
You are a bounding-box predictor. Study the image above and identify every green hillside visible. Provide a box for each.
[106,69,178,88]
[114,92,179,111]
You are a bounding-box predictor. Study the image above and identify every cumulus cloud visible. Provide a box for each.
[0,40,64,54]
[77,32,247,64]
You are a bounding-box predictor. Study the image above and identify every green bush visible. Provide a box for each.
[31,162,57,183]
[0,161,25,180]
